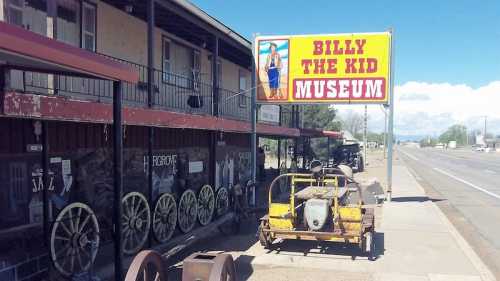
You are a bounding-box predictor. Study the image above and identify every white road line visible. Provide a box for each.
[433,167,500,200]
[484,169,496,174]
[398,149,419,161]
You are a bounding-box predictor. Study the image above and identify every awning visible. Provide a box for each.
[2,91,300,138]
[300,128,343,139]
[0,21,138,83]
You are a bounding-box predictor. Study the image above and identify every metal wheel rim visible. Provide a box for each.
[178,190,197,233]
[215,187,229,217]
[153,193,177,243]
[122,192,151,255]
[197,185,215,226]
[124,250,168,281]
[50,202,100,277]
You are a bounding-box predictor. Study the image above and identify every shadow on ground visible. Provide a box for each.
[391,196,445,203]
[266,231,385,262]
[166,214,261,281]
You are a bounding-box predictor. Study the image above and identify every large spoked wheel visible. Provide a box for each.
[208,254,237,281]
[197,185,215,226]
[50,202,100,277]
[124,250,168,281]
[122,192,151,255]
[178,190,197,233]
[215,187,229,217]
[153,193,177,243]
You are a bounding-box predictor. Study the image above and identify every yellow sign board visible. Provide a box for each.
[255,32,392,104]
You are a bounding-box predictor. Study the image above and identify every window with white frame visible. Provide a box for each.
[82,2,96,51]
[238,69,247,107]
[162,37,171,83]
[7,0,24,27]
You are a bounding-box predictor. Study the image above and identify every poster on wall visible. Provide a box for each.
[215,145,251,191]
[256,32,392,104]
[259,104,280,124]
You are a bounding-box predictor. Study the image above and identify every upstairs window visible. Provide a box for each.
[7,0,24,27]
[7,0,48,34]
[82,2,96,51]
[56,0,80,47]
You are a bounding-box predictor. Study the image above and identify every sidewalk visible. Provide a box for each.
[169,151,497,281]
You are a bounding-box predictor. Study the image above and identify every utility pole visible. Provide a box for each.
[386,28,395,202]
[484,116,488,139]
[381,105,388,158]
[363,105,368,166]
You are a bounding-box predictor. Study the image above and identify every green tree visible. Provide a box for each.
[300,105,342,160]
[438,124,467,145]
[419,137,438,147]
[367,132,384,144]
[301,105,342,131]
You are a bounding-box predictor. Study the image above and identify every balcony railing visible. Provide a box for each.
[2,54,298,128]
[218,88,250,121]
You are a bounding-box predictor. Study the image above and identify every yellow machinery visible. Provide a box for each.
[258,164,375,259]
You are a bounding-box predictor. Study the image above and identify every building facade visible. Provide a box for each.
[0,1,301,280]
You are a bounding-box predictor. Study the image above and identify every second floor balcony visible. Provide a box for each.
[2,55,298,127]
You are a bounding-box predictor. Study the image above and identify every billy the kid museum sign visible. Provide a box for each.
[255,32,392,104]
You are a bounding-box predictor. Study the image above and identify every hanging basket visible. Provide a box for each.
[187,95,203,108]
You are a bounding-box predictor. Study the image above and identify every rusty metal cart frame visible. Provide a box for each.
[258,172,375,259]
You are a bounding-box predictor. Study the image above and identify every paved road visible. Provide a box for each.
[398,146,500,279]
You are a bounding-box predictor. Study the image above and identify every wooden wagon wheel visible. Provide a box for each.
[122,192,151,255]
[178,190,197,233]
[215,187,229,217]
[124,250,168,281]
[208,254,237,281]
[153,193,177,243]
[197,185,215,226]
[50,202,100,277]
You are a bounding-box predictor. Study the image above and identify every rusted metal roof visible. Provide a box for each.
[300,128,343,139]
[0,21,138,83]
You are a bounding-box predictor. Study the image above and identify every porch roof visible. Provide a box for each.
[0,21,138,83]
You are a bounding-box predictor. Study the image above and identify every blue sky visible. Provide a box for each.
[193,0,500,88]
[193,0,500,136]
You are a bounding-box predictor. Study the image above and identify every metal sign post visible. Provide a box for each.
[250,34,257,206]
[363,105,368,166]
[386,28,395,202]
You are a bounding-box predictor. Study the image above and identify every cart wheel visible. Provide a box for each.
[258,220,273,249]
[153,193,177,243]
[369,230,376,260]
[215,187,229,217]
[122,192,151,255]
[178,190,197,233]
[198,185,215,226]
[208,254,237,281]
[124,250,168,281]
[361,230,375,260]
[50,202,100,277]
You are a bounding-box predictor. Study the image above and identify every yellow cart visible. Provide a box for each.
[258,169,375,259]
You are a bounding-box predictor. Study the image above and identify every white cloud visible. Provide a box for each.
[334,81,500,137]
